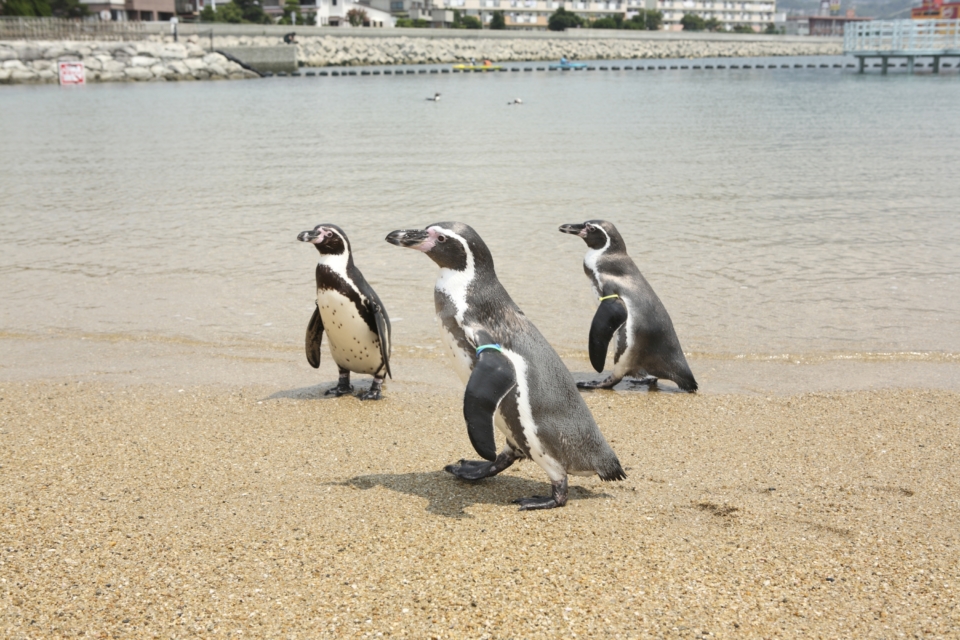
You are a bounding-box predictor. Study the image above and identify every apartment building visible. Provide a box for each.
[395,0,774,30]
[656,0,776,30]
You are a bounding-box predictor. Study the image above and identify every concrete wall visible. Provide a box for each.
[218,45,297,73]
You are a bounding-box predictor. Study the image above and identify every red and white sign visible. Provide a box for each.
[58,61,86,85]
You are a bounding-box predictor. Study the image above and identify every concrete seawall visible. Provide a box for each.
[1,26,843,85]
[0,40,259,84]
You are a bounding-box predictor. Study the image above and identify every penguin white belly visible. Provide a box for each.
[317,288,383,375]
[500,350,567,483]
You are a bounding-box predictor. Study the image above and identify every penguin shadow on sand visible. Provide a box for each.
[336,471,613,519]
[264,383,381,401]
[570,373,692,394]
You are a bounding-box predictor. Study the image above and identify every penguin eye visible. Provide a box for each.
[437,235,447,243]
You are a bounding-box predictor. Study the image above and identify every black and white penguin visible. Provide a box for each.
[559,220,697,393]
[297,224,392,400]
[386,222,625,510]
[427,92,441,102]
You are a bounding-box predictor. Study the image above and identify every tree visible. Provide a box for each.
[764,22,780,34]
[489,10,505,29]
[680,13,705,30]
[214,2,243,22]
[644,9,662,30]
[591,16,618,29]
[622,11,647,29]
[548,7,582,31]
[1,0,52,16]
[461,14,481,28]
[232,0,272,24]
[395,17,429,27]
[731,23,755,32]
[278,0,302,25]
[704,16,722,31]
[49,0,88,17]
[199,3,216,20]
[347,7,367,26]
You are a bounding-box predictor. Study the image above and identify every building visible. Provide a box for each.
[256,0,396,25]
[783,0,870,36]
[655,0,777,31]
[911,0,960,19]
[82,0,176,20]
[377,0,774,30]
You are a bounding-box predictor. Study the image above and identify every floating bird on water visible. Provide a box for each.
[507,98,523,105]
[427,92,441,102]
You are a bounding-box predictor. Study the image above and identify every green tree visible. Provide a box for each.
[347,7,367,25]
[591,16,618,28]
[644,9,662,30]
[623,11,647,29]
[548,7,582,31]
[1,0,52,16]
[396,17,429,26]
[764,22,780,33]
[489,10,505,29]
[461,14,481,28]
[731,23,755,32]
[680,13,705,30]
[199,3,216,20]
[49,0,88,17]
[233,0,272,24]
[704,16,721,30]
[216,2,244,22]
[278,0,302,24]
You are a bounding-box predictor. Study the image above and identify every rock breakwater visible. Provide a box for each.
[287,34,842,67]
[0,32,843,84]
[0,39,258,84]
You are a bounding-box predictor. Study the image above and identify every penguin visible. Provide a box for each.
[298,224,392,400]
[386,222,625,510]
[427,92,441,102]
[559,220,697,393]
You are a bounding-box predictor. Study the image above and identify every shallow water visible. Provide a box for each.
[2,56,959,371]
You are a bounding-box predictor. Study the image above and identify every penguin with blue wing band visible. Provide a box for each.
[387,222,625,510]
[560,220,697,392]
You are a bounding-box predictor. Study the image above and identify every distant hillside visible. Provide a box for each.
[777,0,920,18]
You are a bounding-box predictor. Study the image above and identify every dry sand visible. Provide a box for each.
[2,373,959,638]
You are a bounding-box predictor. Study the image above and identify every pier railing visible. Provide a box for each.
[0,17,152,41]
[844,19,960,55]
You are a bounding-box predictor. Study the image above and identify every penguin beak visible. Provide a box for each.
[298,229,325,244]
[386,229,432,252]
[559,223,587,238]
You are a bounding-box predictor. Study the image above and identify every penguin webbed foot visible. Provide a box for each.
[444,451,516,481]
[576,375,620,390]
[514,477,568,511]
[628,376,658,388]
[358,378,384,401]
[325,383,354,397]
[358,387,382,401]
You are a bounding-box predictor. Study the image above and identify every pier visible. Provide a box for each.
[844,19,960,73]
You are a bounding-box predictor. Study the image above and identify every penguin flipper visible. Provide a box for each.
[305,304,324,369]
[588,298,628,373]
[370,301,392,379]
[463,350,516,462]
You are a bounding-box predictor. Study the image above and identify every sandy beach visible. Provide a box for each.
[2,348,958,638]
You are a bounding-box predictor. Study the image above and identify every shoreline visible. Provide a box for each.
[3,332,959,396]
[1,377,957,637]
[0,32,844,84]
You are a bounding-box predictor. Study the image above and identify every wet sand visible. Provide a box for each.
[2,357,959,638]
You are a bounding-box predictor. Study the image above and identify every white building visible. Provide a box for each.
[655,0,777,30]
[386,0,774,30]
[267,0,397,25]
